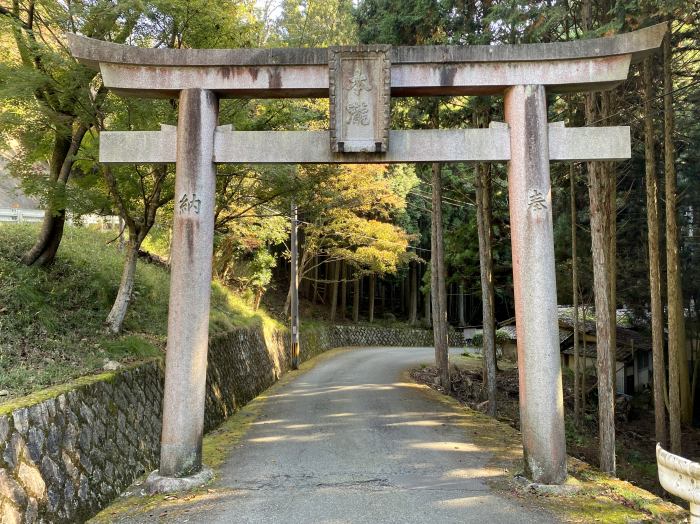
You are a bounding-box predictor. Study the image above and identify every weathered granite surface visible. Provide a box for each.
[66,25,665,98]
[0,324,457,523]
[0,363,163,523]
[67,24,664,68]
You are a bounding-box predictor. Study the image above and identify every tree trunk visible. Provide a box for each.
[424,285,431,327]
[603,92,618,388]
[476,162,496,415]
[431,162,450,389]
[380,281,386,316]
[582,0,615,472]
[329,260,340,322]
[409,262,418,325]
[643,56,668,448]
[587,90,616,475]
[23,124,87,267]
[106,235,141,333]
[663,27,687,448]
[339,262,347,320]
[570,162,581,426]
[582,306,587,415]
[353,273,360,323]
[401,274,407,316]
[322,259,331,304]
[312,255,319,304]
[369,274,376,323]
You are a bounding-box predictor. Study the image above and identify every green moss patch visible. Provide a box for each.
[0,360,160,417]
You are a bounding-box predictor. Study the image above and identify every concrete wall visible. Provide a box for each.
[0,324,458,523]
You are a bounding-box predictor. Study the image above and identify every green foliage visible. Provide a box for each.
[101,336,161,360]
[471,329,512,348]
[294,163,417,279]
[0,224,280,399]
[275,0,356,47]
[354,0,449,45]
[565,416,588,447]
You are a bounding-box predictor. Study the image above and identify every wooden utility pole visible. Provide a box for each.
[290,201,300,369]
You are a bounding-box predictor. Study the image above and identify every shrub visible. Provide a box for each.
[470,329,512,347]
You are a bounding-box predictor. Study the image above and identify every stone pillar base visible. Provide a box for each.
[514,474,582,496]
[144,467,214,494]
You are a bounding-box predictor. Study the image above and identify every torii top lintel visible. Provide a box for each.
[67,24,665,99]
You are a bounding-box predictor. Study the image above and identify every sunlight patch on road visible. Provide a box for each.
[444,467,503,479]
[248,433,334,443]
[271,384,396,398]
[381,412,453,419]
[410,442,479,452]
[434,495,491,509]
[385,420,443,427]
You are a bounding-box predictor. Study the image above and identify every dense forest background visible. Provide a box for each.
[1,0,699,479]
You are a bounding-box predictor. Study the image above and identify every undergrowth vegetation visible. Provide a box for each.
[0,224,280,399]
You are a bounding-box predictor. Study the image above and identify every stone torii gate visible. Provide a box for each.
[68,24,665,488]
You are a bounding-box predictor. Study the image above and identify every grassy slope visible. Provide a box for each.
[0,224,281,401]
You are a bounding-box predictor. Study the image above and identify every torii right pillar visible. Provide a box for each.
[505,84,566,484]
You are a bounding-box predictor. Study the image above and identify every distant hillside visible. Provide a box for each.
[0,158,41,209]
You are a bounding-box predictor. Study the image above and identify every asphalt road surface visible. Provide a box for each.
[130,347,558,523]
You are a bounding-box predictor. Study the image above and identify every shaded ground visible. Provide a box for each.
[94,348,686,524]
[411,358,700,502]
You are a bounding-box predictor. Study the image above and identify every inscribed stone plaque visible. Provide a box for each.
[329,45,391,153]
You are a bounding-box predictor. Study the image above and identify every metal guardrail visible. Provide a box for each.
[0,209,121,230]
[0,208,44,223]
[657,444,699,523]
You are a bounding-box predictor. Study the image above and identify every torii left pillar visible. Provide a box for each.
[158,89,218,482]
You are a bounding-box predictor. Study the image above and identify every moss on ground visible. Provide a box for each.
[0,366,127,417]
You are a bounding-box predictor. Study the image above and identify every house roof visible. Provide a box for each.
[499,308,652,365]
[559,319,652,364]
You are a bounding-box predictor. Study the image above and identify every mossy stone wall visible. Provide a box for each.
[0,324,457,523]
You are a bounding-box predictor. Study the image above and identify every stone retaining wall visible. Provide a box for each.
[0,364,163,524]
[0,324,458,523]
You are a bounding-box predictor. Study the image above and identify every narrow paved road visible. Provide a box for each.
[139,348,557,523]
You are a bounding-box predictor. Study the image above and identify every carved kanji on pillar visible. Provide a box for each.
[329,45,390,154]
